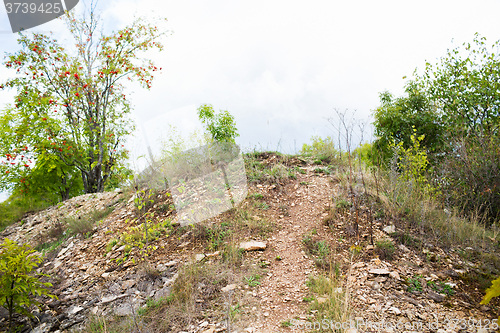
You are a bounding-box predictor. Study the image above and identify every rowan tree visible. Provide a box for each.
[0,7,169,194]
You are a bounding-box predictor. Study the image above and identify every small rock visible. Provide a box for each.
[195,253,206,262]
[206,251,220,257]
[114,304,133,317]
[121,280,135,290]
[53,260,63,270]
[67,306,84,316]
[352,262,365,269]
[101,295,117,304]
[369,268,391,275]
[389,271,400,280]
[444,269,459,277]
[101,272,110,278]
[427,291,445,303]
[239,241,267,251]
[116,245,126,252]
[263,312,269,317]
[383,225,396,233]
[398,244,410,252]
[154,286,171,300]
[244,328,255,333]
[389,306,401,315]
[345,329,358,333]
[221,284,237,292]
[480,305,490,312]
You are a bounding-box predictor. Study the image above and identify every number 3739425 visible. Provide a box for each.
[5,2,62,14]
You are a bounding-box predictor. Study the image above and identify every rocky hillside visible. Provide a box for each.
[0,153,499,333]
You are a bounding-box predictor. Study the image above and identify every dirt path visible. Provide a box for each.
[251,168,334,332]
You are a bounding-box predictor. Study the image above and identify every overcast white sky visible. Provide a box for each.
[1,0,500,200]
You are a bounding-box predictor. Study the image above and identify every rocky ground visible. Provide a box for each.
[0,153,499,333]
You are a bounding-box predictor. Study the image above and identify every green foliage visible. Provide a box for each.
[254,202,269,210]
[390,127,435,197]
[244,274,261,287]
[301,135,337,164]
[374,34,500,224]
[207,224,231,251]
[0,12,168,194]
[0,194,51,231]
[105,239,119,254]
[415,33,500,136]
[0,238,57,331]
[197,104,239,143]
[482,276,500,305]
[353,142,378,167]
[427,280,454,296]
[136,297,166,316]
[304,274,350,326]
[313,167,331,175]
[302,234,331,268]
[407,275,423,292]
[249,193,264,200]
[243,154,296,184]
[439,135,500,223]
[372,81,444,164]
[0,107,84,202]
[35,233,68,254]
[115,198,172,263]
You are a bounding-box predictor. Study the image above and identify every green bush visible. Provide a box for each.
[0,194,51,232]
[439,134,500,224]
[197,104,239,143]
[0,238,57,331]
[301,136,337,164]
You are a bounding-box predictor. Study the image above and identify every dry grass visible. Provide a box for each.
[65,206,115,237]
[300,266,351,332]
[138,240,251,332]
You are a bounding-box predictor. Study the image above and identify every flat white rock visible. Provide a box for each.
[239,241,266,251]
[369,268,391,275]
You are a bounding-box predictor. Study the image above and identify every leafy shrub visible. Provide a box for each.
[391,127,432,195]
[301,136,338,164]
[197,104,239,143]
[481,276,500,323]
[0,238,57,331]
[406,275,423,292]
[439,134,500,224]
